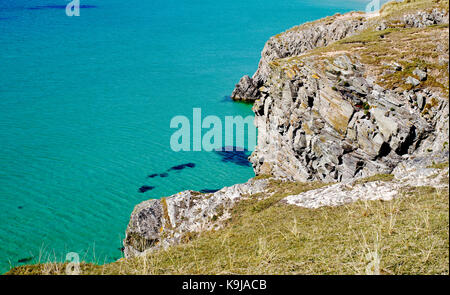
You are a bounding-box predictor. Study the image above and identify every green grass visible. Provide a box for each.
[354,174,395,185]
[380,0,449,19]
[7,179,449,275]
[428,162,449,169]
[253,174,273,180]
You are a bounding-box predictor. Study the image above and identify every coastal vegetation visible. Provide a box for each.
[7,175,448,275]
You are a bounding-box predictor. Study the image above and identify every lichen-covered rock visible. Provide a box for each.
[123,200,164,258]
[402,8,448,28]
[406,76,420,86]
[123,179,269,258]
[413,68,427,81]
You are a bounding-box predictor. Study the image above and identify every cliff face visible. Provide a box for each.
[231,2,449,102]
[123,1,449,258]
[231,12,370,102]
[250,8,449,181]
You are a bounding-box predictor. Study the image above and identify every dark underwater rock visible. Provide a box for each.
[214,147,251,167]
[138,185,155,193]
[169,163,196,171]
[18,257,33,263]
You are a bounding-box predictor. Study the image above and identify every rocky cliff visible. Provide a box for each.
[250,7,449,181]
[231,11,371,102]
[231,2,449,102]
[249,5,449,181]
[123,0,449,259]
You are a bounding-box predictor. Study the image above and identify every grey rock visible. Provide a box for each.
[231,12,370,102]
[402,8,449,28]
[282,161,448,209]
[376,22,387,31]
[413,68,427,81]
[417,93,426,110]
[250,50,448,182]
[391,62,402,71]
[406,76,420,87]
[123,200,164,258]
[123,179,270,258]
[231,75,260,102]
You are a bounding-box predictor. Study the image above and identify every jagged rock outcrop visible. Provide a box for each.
[231,12,371,101]
[124,179,269,258]
[231,75,261,102]
[248,5,449,181]
[232,8,449,102]
[377,8,449,30]
[250,50,449,181]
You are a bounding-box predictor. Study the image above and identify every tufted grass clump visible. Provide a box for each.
[428,161,449,169]
[354,174,395,185]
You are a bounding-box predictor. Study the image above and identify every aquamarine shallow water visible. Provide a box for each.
[0,0,370,272]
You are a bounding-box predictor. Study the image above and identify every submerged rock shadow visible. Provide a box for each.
[17,256,33,263]
[140,163,197,193]
[168,163,196,171]
[214,146,252,167]
[138,185,155,193]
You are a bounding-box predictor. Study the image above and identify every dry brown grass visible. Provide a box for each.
[380,0,449,19]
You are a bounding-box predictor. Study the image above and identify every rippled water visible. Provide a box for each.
[0,0,369,272]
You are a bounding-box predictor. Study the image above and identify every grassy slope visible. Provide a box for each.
[380,0,449,17]
[7,170,449,275]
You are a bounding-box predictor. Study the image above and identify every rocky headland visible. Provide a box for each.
[122,0,449,260]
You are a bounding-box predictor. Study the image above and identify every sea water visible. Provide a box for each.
[0,0,372,272]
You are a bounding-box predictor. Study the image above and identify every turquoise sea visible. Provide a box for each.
[0,0,372,273]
